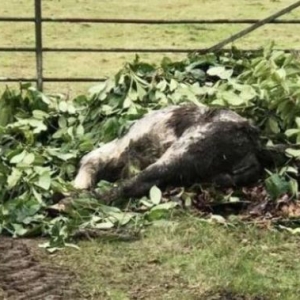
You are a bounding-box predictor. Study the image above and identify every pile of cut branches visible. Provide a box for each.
[1,46,300,250]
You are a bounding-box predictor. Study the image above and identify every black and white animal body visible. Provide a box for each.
[74,105,264,201]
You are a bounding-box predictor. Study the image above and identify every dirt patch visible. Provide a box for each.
[201,289,267,300]
[0,237,78,300]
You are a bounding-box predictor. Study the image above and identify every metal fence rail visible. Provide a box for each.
[1,0,300,91]
[2,17,300,24]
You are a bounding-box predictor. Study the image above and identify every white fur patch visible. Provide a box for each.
[73,168,94,189]
[154,123,212,165]
[216,110,246,123]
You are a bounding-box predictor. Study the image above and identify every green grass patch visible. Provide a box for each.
[50,216,300,299]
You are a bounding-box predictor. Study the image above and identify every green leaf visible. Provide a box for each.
[67,103,76,114]
[47,149,76,161]
[119,214,135,226]
[265,173,291,200]
[139,198,154,208]
[208,215,226,224]
[95,221,114,229]
[7,168,22,188]
[32,110,48,120]
[58,101,68,112]
[157,80,167,92]
[79,141,94,152]
[285,129,300,137]
[123,97,132,109]
[279,225,300,235]
[128,89,138,101]
[150,202,178,211]
[285,148,300,159]
[136,84,147,100]
[10,150,26,164]
[89,82,107,95]
[289,178,298,197]
[268,118,280,134]
[239,85,257,101]
[222,91,245,106]
[169,79,178,92]
[67,126,74,138]
[207,66,233,79]
[32,187,43,204]
[146,209,169,221]
[41,94,51,105]
[58,116,67,128]
[23,153,35,165]
[12,224,28,237]
[274,68,286,81]
[146,202,177,221]
[36,170,51,190]
[76,124,84,136]
[149,185,162,205]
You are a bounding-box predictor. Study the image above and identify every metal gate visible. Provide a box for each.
[1,0,300,91]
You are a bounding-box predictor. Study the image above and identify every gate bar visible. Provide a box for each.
[2,17,300,24]
[34,0,43,91]
[206,1,300,53]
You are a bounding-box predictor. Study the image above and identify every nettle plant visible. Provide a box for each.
[1,46,300,250]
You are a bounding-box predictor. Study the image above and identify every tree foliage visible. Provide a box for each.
[1,46,300,250]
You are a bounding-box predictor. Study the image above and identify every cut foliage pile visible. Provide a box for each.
[1,46,300,250]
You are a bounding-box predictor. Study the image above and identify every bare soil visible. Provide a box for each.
[0,237,78,300]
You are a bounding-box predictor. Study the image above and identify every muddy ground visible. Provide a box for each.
[0,237,78,300]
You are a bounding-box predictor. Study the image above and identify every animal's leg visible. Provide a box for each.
[73,149,103,189]
[100,146,188,201]
[231,153,262,186]
[114,152,261,200]
[74,140,119,190]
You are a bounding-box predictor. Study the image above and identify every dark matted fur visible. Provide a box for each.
[74,105,265,201]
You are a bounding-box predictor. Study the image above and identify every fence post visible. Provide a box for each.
[34,0,43,91]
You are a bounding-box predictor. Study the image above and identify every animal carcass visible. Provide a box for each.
[74,105,264,201]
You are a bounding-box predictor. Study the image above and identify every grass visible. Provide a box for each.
[48,215,300,299]
[1,0,300,95]
[2,1,300,299]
